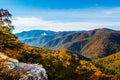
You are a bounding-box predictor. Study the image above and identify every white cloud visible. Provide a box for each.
[13,17,120,33]
[12,7,120,33]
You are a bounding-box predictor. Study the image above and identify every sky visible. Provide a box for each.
[1,0,120,33]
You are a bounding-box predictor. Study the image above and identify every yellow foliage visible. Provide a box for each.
[94,70,102,76]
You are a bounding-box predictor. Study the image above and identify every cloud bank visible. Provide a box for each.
[13,17,120,33]
[12,7,120,33]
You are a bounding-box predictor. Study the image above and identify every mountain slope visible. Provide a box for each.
[81,28,120,58]
[43,28,120,59]
[93,52,120,75]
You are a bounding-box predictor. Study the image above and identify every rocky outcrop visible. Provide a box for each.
[0,52,48,80]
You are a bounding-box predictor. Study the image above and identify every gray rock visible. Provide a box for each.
[0,53,48,80]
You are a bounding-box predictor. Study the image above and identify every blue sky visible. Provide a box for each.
[1,0,120,33]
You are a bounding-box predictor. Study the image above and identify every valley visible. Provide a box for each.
[16,28,120,59]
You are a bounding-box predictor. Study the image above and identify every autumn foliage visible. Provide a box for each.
[0,26,118,80]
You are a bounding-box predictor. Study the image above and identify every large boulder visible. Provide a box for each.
[0,52,48,80]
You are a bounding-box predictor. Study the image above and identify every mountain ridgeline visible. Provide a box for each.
[16,28,120,59]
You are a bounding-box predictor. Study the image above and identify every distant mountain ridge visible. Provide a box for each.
[16,28,120,59]
[16,30,56,46]
[16,30,80,47]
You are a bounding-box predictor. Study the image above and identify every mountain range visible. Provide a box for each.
[16,28,120,59]
[1,27,116,80]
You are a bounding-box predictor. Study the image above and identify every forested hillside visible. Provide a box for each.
[0,27,117,80]
[93,52,120,78]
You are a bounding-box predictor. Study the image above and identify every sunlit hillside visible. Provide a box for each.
[93,52,120,78]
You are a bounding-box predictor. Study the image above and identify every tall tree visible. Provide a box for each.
[0,8,14,30]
